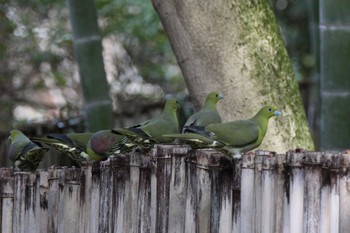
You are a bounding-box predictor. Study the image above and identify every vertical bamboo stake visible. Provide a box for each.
[128,152,141,233]
[137,151,152,233]
[339,153,350,232]
[111,156,130,233]
[283,155,290,233]
[47,167,66,233]
[254,153,262,232]
[240,153,255,233]
[303,152,322,233]
[184,150,197,233]
[232,159,241,233]
[35,170,49,233]
[154,145,173,233]
[0,168,14,233]
[288,152,304,233]
[168,145,190,233]
[319,152,331,233]
[90,162,100,233]
[274,154,286,233]
[63,168,82,233]
[261,152,276,233]
[25,173,37,233]
[329,153,340,233]
[98,159,113,232]
[13,171,30,233]
[195,149,213,233]
[211,152,232,233]
[150,148,157,233]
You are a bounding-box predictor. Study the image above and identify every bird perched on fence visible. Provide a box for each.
[31,132,94,165]
[163,106,281,159]
[86,129,126,161]
[111,98,180,151]
[182,91,224,133]
[8,129,49,171]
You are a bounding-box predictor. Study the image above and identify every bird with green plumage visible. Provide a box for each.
[86,129,126,161]
[182,91,224,133]
[31,132,94,165]
[164,106,281,159]
[111,98,180,150]
[8,129,49,171]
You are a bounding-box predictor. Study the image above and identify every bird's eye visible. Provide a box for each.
[268,108,272,112]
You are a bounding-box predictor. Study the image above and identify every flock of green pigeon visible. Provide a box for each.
[7,92,281,171]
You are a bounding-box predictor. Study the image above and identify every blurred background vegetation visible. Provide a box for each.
[0,0,323,166]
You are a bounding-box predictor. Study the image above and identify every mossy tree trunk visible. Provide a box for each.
[66,0,114,131]
[152,0,314,152]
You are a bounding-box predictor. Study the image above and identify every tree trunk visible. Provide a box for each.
[66,0,114,131]
[319,1,350,150]
[152,0,314,152]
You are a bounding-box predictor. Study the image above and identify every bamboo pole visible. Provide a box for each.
[90,162,100,233]
[288,152,304,233]
[168,145,190,233]
[47,167,66,233]
[339,153,350,232]
[13,171,30,233]
[329,153,340,233]
[98,160,113,232]
[232,159,241,233]
[261,152,276,233]
[254,153,262,233]
[0,168,14,233]
[240,153,255,233]
[184,150,197,233]
[137,151,152,233]
[35,170,49,233]
[274,154,286,233]
[63,168,82,233]
[212,153,232,233]
[154,145,173,233]
[320,152,331,233]
[303,152,322,233]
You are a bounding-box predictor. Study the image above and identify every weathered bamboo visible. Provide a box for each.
[288,152,304,233]
[254,153,262,233]
[36,170,49,233]
[274,154,286,233]
[211,153,232,233]
[339,153,350,233]
[2,147,350,233]
[63,168,82,233]
[232,159,241,233]
[168,145,190,233]
[240,153,255,233]
[154,145,172,233]
[98,160,113,232]
[320,152,331,233]
[329,153,340,233]
[1,168,14,233]
[303,152,322,233]
[261,152,276,233]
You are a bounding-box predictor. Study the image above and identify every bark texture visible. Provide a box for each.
[152,0,314,152]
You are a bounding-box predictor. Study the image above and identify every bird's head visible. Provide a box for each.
[9,129,23,141]
[164,98,180,113]
[206,91,224,104]
[257,106,281,119]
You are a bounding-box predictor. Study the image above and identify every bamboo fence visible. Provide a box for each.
[1,145,349,233]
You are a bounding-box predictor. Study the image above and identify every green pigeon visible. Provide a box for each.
[112,98,180,150]
[8,130,49,171]
[86,130,126,161]
[164,106,281,159]
[182,91,224,133]
[31,132,93,165]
